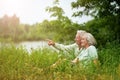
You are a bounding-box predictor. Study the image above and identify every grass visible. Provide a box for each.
[0,43,120,80]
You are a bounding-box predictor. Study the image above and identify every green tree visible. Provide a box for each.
[71,0,120,18]
[45,0,77,43]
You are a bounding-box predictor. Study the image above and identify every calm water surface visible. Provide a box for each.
[17,41,49,53]
[0,41,58,53]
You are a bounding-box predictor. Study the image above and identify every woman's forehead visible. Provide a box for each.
[76,33,80,37]
[81,35,86,39]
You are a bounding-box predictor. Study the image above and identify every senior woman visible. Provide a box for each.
[71,32,98,67]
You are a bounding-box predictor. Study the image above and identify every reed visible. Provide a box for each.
[0,43,120,80]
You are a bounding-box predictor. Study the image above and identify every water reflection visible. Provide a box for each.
[18,41,49,53]
[0,41,58,53]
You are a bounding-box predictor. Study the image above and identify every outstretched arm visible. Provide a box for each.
[47,39,77,53]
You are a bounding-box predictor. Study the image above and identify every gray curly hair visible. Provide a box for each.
[77,30,87,37]
[83,32,97,45]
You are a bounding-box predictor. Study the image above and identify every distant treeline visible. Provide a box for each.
[0,14,120,47]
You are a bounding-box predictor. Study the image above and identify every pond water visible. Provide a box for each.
[0,41,58,53]
[17,41,49,53]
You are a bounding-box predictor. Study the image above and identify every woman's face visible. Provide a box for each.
[81,36,88,48]
[75,33,81,46]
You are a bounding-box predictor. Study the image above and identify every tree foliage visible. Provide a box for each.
[71,0,120,18]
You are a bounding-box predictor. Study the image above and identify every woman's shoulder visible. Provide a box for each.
[87,45,97,50]
[89,45,96,48]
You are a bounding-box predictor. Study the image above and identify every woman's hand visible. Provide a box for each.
[71,58,79,64]
[47,39,55,46]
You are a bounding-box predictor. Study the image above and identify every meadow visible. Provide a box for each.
[0,42,120,80]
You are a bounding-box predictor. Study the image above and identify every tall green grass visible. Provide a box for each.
[0,43,120,80]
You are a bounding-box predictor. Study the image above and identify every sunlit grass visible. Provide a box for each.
[0,44,120,80]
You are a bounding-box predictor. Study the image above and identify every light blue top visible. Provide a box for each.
[77,45,98,60]
[77,45,98,65]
